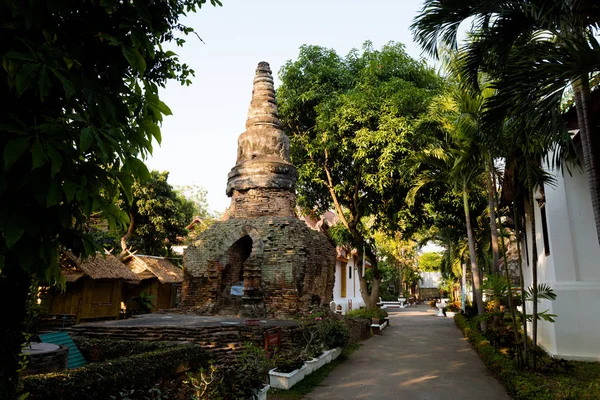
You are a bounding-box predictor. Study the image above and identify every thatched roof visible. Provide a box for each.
[123,255,183,284]
[60,252,140,283]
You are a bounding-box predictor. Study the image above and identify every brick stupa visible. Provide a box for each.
[181,62,335,318]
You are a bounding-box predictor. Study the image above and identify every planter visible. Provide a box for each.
[253,384,270,400]
[398,297,406,308]
[445,311,456,318]
[269,363,309,390]
[305,351,328,373]
[329,347,342,361]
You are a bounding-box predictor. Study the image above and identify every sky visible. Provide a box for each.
[146,0,434,213]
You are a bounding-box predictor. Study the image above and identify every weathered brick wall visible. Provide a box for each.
[183,216,335,318]
[229,188,296,218]
[69,318,371,365]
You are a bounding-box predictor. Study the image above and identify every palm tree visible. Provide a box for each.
[408,92,489,327]
[412,0,600,245]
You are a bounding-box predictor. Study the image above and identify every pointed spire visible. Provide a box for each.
[245,62,283,130]
[226,62,297,203]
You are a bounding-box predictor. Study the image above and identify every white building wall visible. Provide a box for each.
[523,157,600,361]
[420,271,442,288]
[332,257,364,313]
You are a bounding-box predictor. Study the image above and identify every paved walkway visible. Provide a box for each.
[305,305,510,400]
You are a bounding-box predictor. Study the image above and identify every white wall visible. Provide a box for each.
[332,257,364,313]
[522,157,600,360]
[420,271,442,288]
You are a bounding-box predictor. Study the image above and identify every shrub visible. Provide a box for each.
[380,294,399,301]
[345,308,387,320]
[272,350,305,373]
[320,319,350,349]
[21,344,208,400]
[73,337,180,362]
[454,314,600,400]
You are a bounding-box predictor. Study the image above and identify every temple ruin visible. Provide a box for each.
[181,62,335,318]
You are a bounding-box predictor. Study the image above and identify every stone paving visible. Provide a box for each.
[304,304,510,400]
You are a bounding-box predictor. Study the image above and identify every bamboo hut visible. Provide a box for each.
[46,252,140,321]
[123,255,183,311]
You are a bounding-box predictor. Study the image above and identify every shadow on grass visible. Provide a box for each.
[268,343,361,400]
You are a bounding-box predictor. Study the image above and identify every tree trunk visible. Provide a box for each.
[119,210,135,259]
[496,199,522,367]
[529,191,539,371]
[357,250,381,309]
[513,200,528,367]
[462,257,467,312]
[463,187,486,331]
[573,77,600,245]
[0,264,32,398]
[486,159,500,273]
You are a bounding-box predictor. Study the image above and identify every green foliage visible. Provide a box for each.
[345,308,387,320]
[121,170,195,256]
[272,350,305,374]
[278,41,446,304]
[419,252,443,272]
[1,0,220,394]
[320,319,350,350]
[129,291,155,313]
[21,344,209,400]
[455,314,600,399]
[73,338,181,362]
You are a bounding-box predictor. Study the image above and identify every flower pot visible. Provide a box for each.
[269,364,309,390]
[329,347,342,361]
[254,384,270,400]
[445,311,456,318]
[305,352,328,373]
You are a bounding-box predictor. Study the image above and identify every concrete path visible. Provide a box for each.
[305,305,510,400]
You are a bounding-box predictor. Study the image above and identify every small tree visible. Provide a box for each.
[0,0,222,396]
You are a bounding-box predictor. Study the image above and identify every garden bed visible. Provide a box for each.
[20,342,209,400]
[454,314,600,400]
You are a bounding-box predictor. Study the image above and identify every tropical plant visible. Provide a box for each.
[411,0,600,246]
[0,0,222,395]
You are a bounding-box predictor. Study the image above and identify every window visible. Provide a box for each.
[348,266,352,279]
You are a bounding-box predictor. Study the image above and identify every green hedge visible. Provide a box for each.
[345,308,387,320]
[454,314,600,400]
[21,344,209,400]
[73,337,181,362]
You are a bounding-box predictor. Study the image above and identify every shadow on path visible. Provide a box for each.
[304,305,509,400]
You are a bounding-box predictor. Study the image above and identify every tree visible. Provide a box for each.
[411,0,600,245]
[419,252,443,272]
[0,0,221,395]
[120,171,196,257]
[278,42,445,308]
[408,90,490,327]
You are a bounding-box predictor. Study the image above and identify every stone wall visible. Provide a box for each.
[228,188,296,218]
[69,318,371,365]
[182,216,335,318]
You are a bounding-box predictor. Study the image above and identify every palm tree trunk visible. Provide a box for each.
[496,200,522,367]
[529,190,539,371]
[463,186,486,330]
[486,158,500,273]
[513,201,528,367]
[573,76,600,245]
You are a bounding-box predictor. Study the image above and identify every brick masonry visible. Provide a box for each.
[182,62,336,318]
[69,318,371,365]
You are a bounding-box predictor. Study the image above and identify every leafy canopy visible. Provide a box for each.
[278,41,445,236]
[0,0,221,281]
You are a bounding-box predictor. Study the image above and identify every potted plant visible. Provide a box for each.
[445,301,461,318]
[269,351,308,390]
